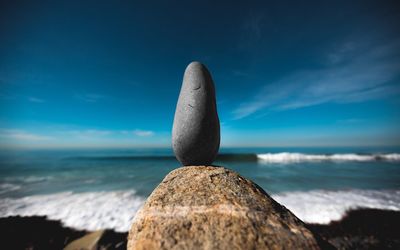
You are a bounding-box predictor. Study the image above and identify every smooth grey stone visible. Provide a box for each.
[172,61,220,166]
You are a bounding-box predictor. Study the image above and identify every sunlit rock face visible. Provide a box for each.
[127,166,328,250]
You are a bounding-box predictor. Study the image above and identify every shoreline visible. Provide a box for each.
[1,208,399,249]
[307,208,400,249]
[0,216,127,250]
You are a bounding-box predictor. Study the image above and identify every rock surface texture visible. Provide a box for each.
[172,62,220,166]
[128,166,331,250]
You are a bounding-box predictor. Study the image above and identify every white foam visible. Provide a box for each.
[272,189,400,224]
[1,189,399,231]
[4,176,54,183]
[0,183,21,194]
[257,153,400,163]
[384,153,400,161]
[0,190,145,232]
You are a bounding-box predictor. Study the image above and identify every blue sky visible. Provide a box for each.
[1,0,400,148]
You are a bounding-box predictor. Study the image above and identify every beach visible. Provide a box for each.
[0,147,399,248]
[1,208,399,249]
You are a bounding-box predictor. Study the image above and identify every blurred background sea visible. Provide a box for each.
[1,147,399,232]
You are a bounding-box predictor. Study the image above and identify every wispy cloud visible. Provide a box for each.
[67,129,154,137]
[75,93,107,103]
[0,127,157,148]
[67,129,112,137]
[326,42,356,64]
[132,129,154,137]
[232,41,400,119]
[28,97,45,103]
[0,129,53,141]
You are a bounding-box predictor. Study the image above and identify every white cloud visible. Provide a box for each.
[133,129,154,137]
[63,129,111,141]
[0,127,160,148]
[0,129,53,141]
[67,129,112,136]
[66,129,154,137]
[232,41,400,119]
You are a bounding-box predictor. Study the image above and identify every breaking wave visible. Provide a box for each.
[0,189,399,231]
[0,183,21,194]
[257,153,400,163]
[272,189,400,224]
[0,190,145,232]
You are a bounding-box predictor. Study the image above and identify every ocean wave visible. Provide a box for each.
[0,183,21,194]
[63,152,400,164]
[384,153,400,161]
[0,190,145,232]
[257,153,400,163]
[4,176,54,183]
[1,189,399,231]
[272,189,400,224]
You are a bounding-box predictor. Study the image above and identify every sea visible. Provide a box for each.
[0,147,399,232]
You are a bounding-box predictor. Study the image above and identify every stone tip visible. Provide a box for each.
[185,61,207,72]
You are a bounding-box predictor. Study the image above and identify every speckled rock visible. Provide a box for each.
[128,166,331,250]
[172,62,220,166]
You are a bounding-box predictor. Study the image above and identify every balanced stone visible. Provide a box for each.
[172,62,220,165]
